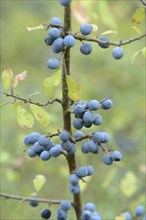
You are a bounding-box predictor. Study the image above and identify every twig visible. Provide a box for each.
[1,91,62,106]
[0,193,64,205]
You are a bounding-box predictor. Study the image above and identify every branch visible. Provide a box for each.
[73,33,146,47]
[1,91,62,106]
[140,0,146,7]
[0,193,67,205]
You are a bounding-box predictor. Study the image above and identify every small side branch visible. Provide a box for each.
[1,91,62,106]
[0,193,65,205]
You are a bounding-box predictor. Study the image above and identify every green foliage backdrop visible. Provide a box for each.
[0,1,145,219]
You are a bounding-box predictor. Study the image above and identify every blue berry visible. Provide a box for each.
[27,147,37,158]
[50,145,62,157]
[67,144,76,155]
[59,131,70,142]
[101,132,110,143]
[76,166,88,177]
[86,165,94,176]
[41,208,51,219]
[57,208,67,220]
[47,58,59,69]
[59,0,72,7]
[60,200,72,211]
[68,174,79,185]
[73,118,83,129]
[29,197,39,207]
[48,27,60,40]
[80,43,92,55]
[92,132,104,143]
[88,100,100,110]
[73,131,84,139]
[112,151,122,161]
[40,150,51,161]
[80,24,93,35]
[101,99,113,110]
[84,202,96,212]
[83,111,94,123]
[69,184,80,194]
[52,38,65,53]
[50,17,62,25]
[98,36,110,49]
[73,104,84,117]
[24,132,40,145]
[45,35,54,46]
[38,135,53,150]
[112,47,124,59]
[102,154,113,165]
[81,210,92,220]
[124,212,132,220]
[82,142,90,154]
[87,141,98,153]
[134,205,145,217]
[33,142,44,153]
[93,114,103,126]
[64,35,75,48]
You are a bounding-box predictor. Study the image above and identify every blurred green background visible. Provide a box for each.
[0,0,145,219]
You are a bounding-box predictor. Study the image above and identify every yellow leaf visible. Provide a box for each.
[132,8,145,24]
[29,104,50,127]
[33,175,46,192]
[16,105,34,129]
[80,176,92,193]
[12,70,27,88]
[66,75,80,101]
[119,171,137,197]
[1,68,13,91]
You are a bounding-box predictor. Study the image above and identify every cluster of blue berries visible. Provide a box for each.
[73,99,113,130]
[57,200,72,220]
[24,130,78,160]
[81,202,102,220]
[69,165,94,194]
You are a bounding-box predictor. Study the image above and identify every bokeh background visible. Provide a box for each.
[0,0,145,219]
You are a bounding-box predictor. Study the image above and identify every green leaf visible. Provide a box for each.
[66,75,80,101]
[29,104,50,127]
[43,68,61,98]
[33,175,46,192]
[1,69,13,91]
[102,168,117,188]
[132,8,145,24]
[16,105,34,129]
[80,176,92,193]
[100,30,118,35]
[131,47,146,63]
[98,1,117,28]
[119,171,137,197]
[91,24,98,32]
[132,26,142,36]
[142,47,146,58]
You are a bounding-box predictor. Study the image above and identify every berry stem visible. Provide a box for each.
[62,6,82,220]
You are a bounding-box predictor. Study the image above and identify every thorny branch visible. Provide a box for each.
[1,91,62,106]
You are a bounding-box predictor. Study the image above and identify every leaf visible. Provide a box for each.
[66,75,80,101]
[16,105,34,129]
[12,70,27,88]
[29,104,50,127]
[132,26,142,36]
[27,24,47,31]
[91,24,98,32]
[33,175,46,192]
[1,69,13,91]
[100,30,118,35]
[132,8,145,24]
[131,47,146,63]
[43,68,61,98]
[115,214,126,220]
[142,47,146,58]
[102,168,117,188]
[119,171,137,197]
[98,1,117,28]
[80,176,92,193]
